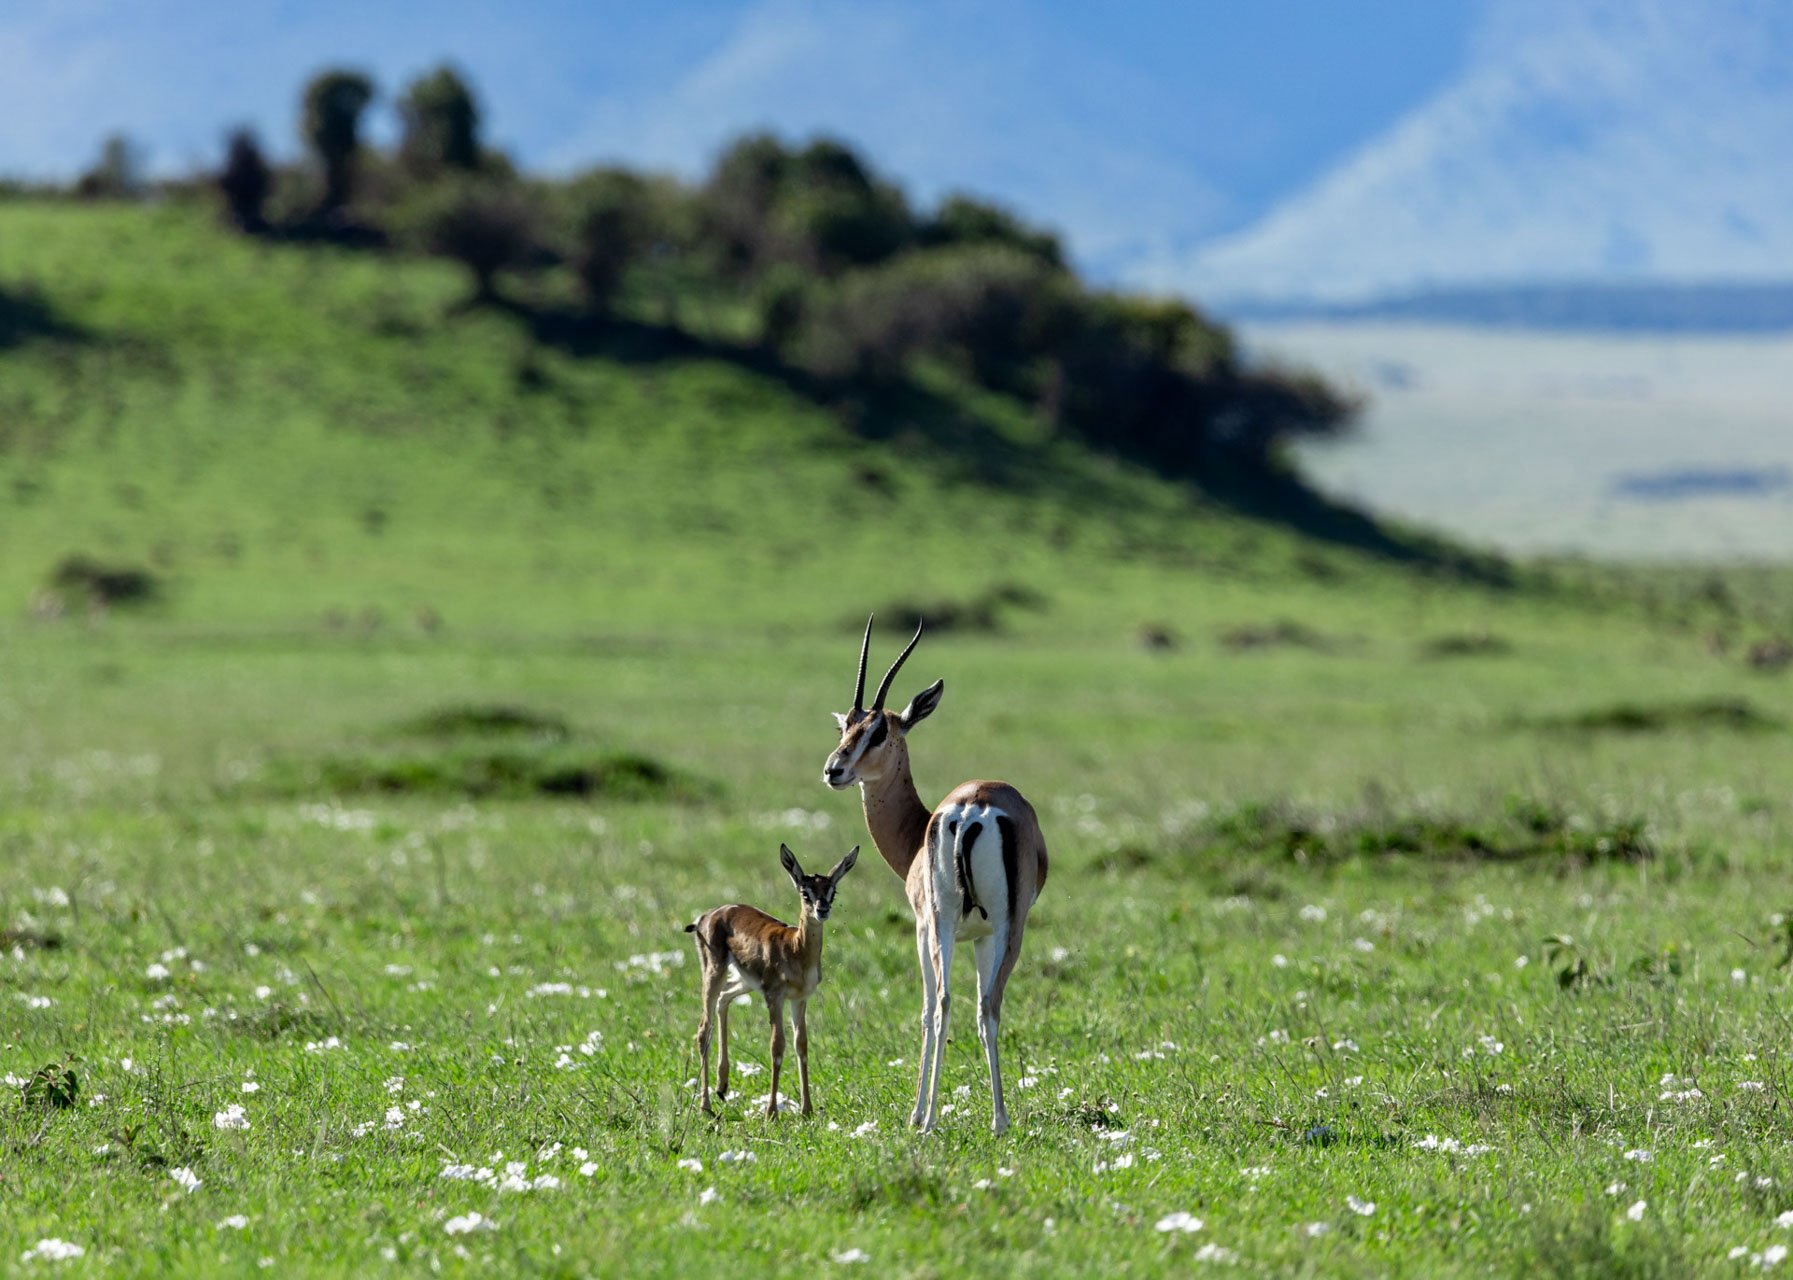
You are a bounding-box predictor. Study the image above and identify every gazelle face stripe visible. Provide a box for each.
[822,711,892,789]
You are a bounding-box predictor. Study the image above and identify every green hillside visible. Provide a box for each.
[0,199,1407,634]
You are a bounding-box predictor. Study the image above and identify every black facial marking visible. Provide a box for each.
[862,716,888,751]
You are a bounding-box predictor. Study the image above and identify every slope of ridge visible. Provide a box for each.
[0,201,1483,640]
[1169,0,1793,306]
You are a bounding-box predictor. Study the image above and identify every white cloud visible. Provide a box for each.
[1160,0,1793,302]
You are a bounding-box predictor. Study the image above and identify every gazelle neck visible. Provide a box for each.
[858,747,929,879]
[796,910,825,964]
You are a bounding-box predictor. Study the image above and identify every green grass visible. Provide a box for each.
[6,199,1793,1275]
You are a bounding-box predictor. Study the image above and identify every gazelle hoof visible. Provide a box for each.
[992,1114,1010,1135]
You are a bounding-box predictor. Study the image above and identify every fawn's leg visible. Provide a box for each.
[716,988,735,1098]
[793,998,813,1117]
[695,971,725,1114]
[764,993,786,1119]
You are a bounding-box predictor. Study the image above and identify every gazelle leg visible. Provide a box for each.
[910,921,938,1128]
[716,990,734,1099]
[765,994,786,1119]
[922,920,956,1133]
[974,930,1010,1135]
[793,998,813,1117]
[696,973,725,1114]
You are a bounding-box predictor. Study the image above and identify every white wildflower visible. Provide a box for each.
[1154,1211,1204,1233]
[170,1166,202,1194]
[1626,1200,1646,1222]
[1346,1196,1375,1216]
[443,1213,496,1236]
[20,1239,85,1263]
[213,1104,250,1131]
[217,1216,249,1230]
[830,1249,870,1264]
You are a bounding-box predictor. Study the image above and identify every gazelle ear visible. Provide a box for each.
[779,843,803,882]
[832,711,849,731]
[828,845,860,882]
[896,679,944,729]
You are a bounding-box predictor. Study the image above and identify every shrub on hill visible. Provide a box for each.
[397,65,482,176]
[217,128,273,231]
[919,193,1064,268]
[301,69,376,218]
[702,133,913,278]
[785,244,1069,385]
[400,177,542,304]
[564,169,663,316]
[73,134,145,200]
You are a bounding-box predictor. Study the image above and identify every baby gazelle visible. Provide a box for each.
[685,844,859,1118]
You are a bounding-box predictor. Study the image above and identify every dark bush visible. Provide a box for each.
[47,555,160,609]
[398,65,481,176]
[73,134,144,200]
[565,169,659,315]
[272,744,706,803]
[217,128,273,231]
[755,264,810,351]
[393,704,570,740]
[921,194,1063,268]
[402,178,540,303]
[301,69,375,216]
[702,133,912,277]
[1534,697,1780,733]
[789,244,1067,384]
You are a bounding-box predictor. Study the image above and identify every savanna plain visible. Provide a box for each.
[8,204,1793,1277]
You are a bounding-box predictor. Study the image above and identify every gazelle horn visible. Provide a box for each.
[852,613,874,714]
[871,619,924,711]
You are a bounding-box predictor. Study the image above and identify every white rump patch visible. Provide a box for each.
[934,804,1009,942]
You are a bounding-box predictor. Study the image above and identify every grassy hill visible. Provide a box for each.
[0,200,1379,633]
[7,201,1793,1276]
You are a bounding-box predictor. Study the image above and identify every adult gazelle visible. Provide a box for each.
[822,618,1047,1133]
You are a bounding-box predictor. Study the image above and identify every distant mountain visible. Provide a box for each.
[1224,282,1793,332]
[1162,0,1793,314]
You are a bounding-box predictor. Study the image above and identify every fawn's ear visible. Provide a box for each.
[896,679,944,730]
[828,845,860,882]
[832,711,849,731]
[779,843,803,882]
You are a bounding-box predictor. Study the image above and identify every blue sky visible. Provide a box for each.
[0,1,1476,275]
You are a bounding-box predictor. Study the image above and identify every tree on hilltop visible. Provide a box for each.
[217,128,273,231]
[403,177,540,305]
[302,69,375,217]
[398,65,481,176]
